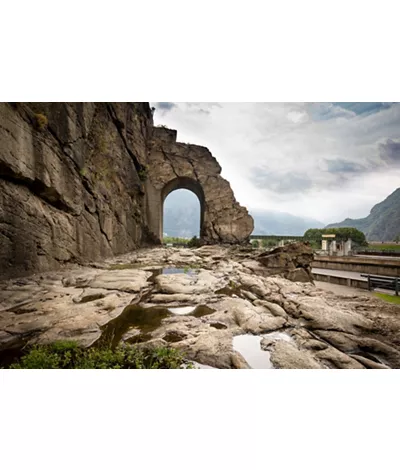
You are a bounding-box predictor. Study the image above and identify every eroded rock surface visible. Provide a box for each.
[257,242,314,283]
[1,246,400,369]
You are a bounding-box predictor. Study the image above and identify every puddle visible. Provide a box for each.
[163,267,197,275]
[101,305,170,347]
[168,305,215,317]
[168,306,197,315]
[232,334,273,369]
[101,303,215,347]
[148,267,197,276]
[146,267,197,283]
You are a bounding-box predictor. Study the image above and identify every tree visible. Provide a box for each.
[303,227,368,246]
[187,236,201,248]
[261,239,278,248]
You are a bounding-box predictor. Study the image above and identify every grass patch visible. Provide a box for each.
[374,293,400,305]
[368,244,400,251]
[5,340,191,369]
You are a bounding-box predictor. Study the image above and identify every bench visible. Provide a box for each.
[360,274,399,296]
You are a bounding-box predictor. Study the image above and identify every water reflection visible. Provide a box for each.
[101,303,215,347]
[232,334,273,369]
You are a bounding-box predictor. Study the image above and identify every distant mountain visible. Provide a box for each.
[250,209,324,236]
[163,204,200,238]
[163,189,325,238]
[163,190,201,238]
[325,188,400,241]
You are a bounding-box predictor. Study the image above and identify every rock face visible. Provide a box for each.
[0,103,253,279]
[144,127,253,244]
[257,242,314,283]
[0,103,153,280]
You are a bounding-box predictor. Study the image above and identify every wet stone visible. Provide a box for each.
[163,331,188,343]
[125,332,153,344]
[209,322,228,330]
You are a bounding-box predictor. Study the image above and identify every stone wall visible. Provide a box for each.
[313,255,400,277]
[0,102,153,279]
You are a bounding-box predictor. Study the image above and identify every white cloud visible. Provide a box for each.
[151,102,400,224]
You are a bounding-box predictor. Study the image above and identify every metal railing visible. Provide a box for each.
[250,235,305,241]
[354,249,400,257]
[360,274,399,296]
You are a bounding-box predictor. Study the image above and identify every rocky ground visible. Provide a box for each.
[1,245,400,369]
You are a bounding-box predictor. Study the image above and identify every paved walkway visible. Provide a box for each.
[312,267,367,281]
[314,281,372,297]
[353,254,400,261]
[312,268,397,296]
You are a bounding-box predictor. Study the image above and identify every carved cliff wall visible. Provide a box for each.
[0,102,153,279]
[0,103,254,280]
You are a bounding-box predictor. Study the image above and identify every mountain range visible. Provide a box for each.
[163,190,324,238]
[164,187,400,241]
[325,187,400,241]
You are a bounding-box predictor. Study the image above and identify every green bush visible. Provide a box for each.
[138,166,148,181]
[33,113,48,131]
[261,239,278,248]
[7,341,188,369]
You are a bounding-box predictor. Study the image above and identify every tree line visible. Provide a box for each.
[303,227,368,246]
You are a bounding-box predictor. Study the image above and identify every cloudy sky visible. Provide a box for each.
[151,102,400,224]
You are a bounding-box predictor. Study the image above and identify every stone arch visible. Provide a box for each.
[144,126,254,244]
[161,177,205,239]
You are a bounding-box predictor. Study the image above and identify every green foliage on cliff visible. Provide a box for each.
[7,341,188,369]
[138,166,148,181]
[325,188,400,241]
[303,227,368,246]
[33,113,48,131]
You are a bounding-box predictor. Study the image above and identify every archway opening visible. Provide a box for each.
[163,189,201,242]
